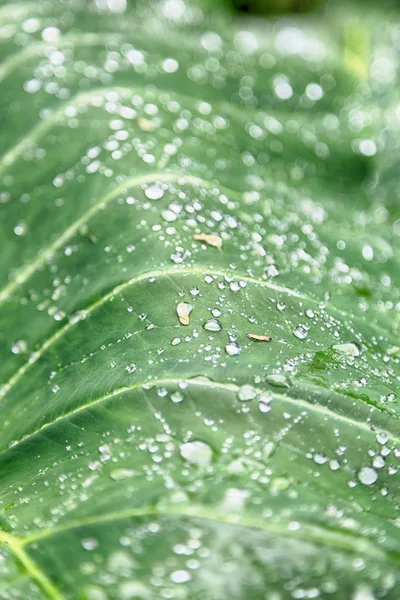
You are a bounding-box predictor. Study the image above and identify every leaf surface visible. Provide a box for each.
[0,1,399,599]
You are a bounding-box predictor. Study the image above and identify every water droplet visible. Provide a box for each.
[362,244,374,261]
[333,343,360,357]
[162,208,178,223]
[263,441,276,458]
[359,140,377,157]
[162,58,179,73]
[293,325,308,340]
[13,222,27,236]
[238,385,257,401]
[352,585,377,600]
[119,582,151,600]
[221,488,248,512]
[266,373,290,388]
[170,569,192,584]
[314,453,328,465]
[53,309,66,322]
[376,432,388,445]
[271,477,290,492]
[108,551,136,576]
[203,319,222,332]
[357,467,378,486]
[81,537,99,551]
[110,469,135,481]
[179,440,212,468]
[126,363,137,374]
[69,310,87,324]
[259,400,272,413]
[171,391,183,403]
[225,342,241,356]
[258,390,273,412]
[11,339,27,354]
[82,585,107,600]
[144,185,164,200]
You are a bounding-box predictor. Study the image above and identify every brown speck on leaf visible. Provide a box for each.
[247,333,272,342]
[193,233,223,248]
[177,302,193,326]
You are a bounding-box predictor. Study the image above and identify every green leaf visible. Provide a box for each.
[0,1,399,599]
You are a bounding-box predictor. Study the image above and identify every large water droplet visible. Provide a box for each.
[170,569,192,584]
[179,440,212,467]
[238,384,257,401]
[333,343,360,357]
[145,185,164,200]
[266,373,290,388]
[357,467,378,486]
[225,342,241,356]
[293,325,308,340]
[171,391,183,403]
[203,319,222,332]
[81,537,99,551]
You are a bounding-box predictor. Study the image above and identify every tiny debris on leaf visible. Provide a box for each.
[193,233,223,248]
[247,333,272,342]
[177,302,193,326]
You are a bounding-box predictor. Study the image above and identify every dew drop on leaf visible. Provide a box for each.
[81,538,99,551]
[107,551,136,576]
[11,339,27,354]
[238,384,257,401]
[171,391,183,403]
[266,374,290,388]
[203,319,222,332]
[293,325,308,340]
[357,467,378,486]
[259,402,272,413]
[225,341,242,356]
[109,469,135,481]
[170,569,192,583]
[179,440,212,467]
[333,343,360,357]
[13,222,27,236]
[221,488,248,512]
[144,185,164,200]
